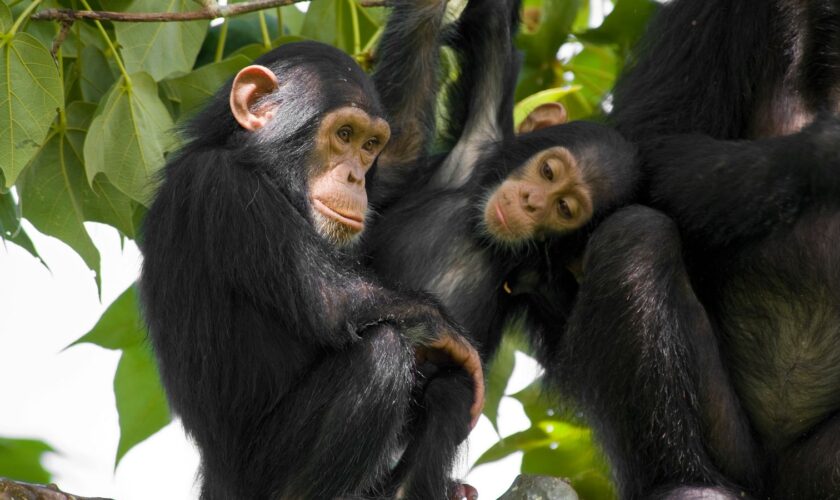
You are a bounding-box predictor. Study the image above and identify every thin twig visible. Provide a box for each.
[51,19,74,61]
[31,0,387,22]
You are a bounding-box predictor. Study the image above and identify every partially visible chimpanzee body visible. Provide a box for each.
[138,3,486,497]
[550,0,840,498]
[365,0,638,364]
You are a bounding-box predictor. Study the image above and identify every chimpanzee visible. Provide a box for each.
[549,0,840,498]
[137,4,486,498]
[365,0,638,364]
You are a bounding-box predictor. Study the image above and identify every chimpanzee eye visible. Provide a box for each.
[337,126,352,142]
[363,138,379,152]
[541,162,554,181]
[558,199,573,218]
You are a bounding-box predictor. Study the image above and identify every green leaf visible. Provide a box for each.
[0,32,63,187]
[0,3,12,33]
[577,0,659,52]
[474,426,553,466]
[482,323,529,433]
[0,190,43,264]
[83,73,175,206]
[71,284,146,350]
[514,85,582,126]
[300,0,339,46]
[0,437,53,484]
[517,0,582,65]
[163,55,250,117]
[114,0,208,81]
[114,344,171,466]
[18,104,103,290]
[483,336,516,434]
[79,46,116,102]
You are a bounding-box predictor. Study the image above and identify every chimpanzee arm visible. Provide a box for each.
[643,116,840,249]
[432,0,521,188]
[372,0,447,169]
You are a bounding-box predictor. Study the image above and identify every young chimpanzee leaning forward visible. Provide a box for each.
[366,0,638,364]
[138,3,486,498]
[549,0,840,498]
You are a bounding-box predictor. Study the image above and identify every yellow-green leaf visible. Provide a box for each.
[514,85,582,127]
[71,284,146,351]
[114,344,171,466]
[83,73,175,206]
[0,437,53,484]
[163,55,250,117]
[0,32,63,187]
[114,0,208,81]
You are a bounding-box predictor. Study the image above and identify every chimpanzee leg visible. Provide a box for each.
[555,206,761,499]
[200,324,415,500]
[389,368,474,500]
[773,412,840,499]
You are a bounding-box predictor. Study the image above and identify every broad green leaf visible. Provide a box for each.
[300,0,338,46]
[0,32,63,187]
[0,3,12,32]
[83,72,175,206]
[514,85,582,126]
[577,0,659,53]
[280,4,307,35]
[301,0,379,53]
[114,0,208,81]
[71,284,146,350]
[163,55,250,117]
[195,10,281,67]
[0,190,43,264]
[18,105,101,289]
[0,437,53,484]
[517,0,582,65]
[79,46,116,102]
[474,426,553,466]
[483,324,528,433]
[564,43,619,117]
[114,344,171,465]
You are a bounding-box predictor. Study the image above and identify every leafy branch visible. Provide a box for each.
[31,0,387,23]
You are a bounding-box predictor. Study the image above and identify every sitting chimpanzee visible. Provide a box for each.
[365,0,638,365]
[549,0,840,498]
[138,2,486,498]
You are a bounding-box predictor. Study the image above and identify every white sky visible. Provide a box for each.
[0,221,540,500]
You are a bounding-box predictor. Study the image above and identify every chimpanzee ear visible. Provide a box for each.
[518,102,568,134]
[230,65,280,131]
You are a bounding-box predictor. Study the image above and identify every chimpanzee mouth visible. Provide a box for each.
[313,198,364,232]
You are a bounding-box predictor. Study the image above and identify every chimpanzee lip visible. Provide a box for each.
[495,202,510,231]
[313,198,364,231]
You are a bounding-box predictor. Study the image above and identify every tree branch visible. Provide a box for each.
[31,0,387,23]
[0,478,112,500]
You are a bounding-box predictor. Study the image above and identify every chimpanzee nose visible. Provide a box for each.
[521,187,546,212]
[347,164,365,186]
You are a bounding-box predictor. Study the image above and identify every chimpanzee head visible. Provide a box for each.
[478,104,638,247]
[189,42,391,247]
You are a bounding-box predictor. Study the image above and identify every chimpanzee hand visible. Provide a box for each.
[415,330,485,429]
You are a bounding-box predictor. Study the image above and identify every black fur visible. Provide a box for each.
[554,0,840,498]
[365,0,638,367]
[139,33,476,500]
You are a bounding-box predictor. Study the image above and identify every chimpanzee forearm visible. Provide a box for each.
[372,0,447,168]
[643,116,840,249]
[433,0,520,187]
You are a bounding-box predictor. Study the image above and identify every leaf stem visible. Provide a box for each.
[214,19,228,62]
[275,6,282,36]
[258,10,270,48]
[79,0,131,85]
[348,0,361,55]
[9,0,43,36]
